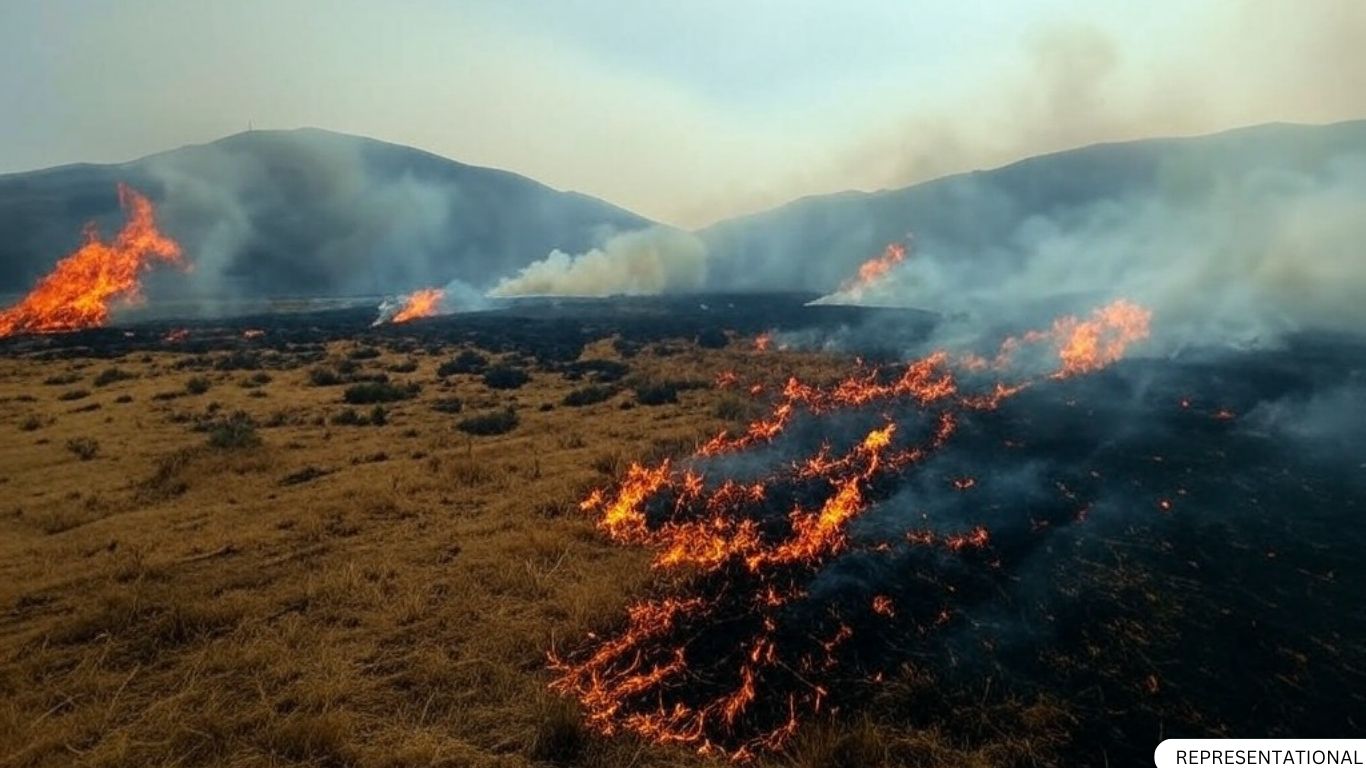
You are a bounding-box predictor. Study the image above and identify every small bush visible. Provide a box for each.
[58,389,90,402]
[44,373,81,386]
[348,346,382,360]
[20,415,44,432]
[563,384,617,407]
[93,367,136,387]
[437,350,488,377]
[482,365,530,390]
[634,381,678,406]
[308,367,343,386]
[457,408,519,436]
[431,397,463,414]
[331,408,364,426]
[206,412,261,450]
[343,381,419,404]
[240,371,272,388]
[66,437,99,461]
[114,394,134,404]
[387,359,419,373]
[185,376,212,395]
[368,405,388,426]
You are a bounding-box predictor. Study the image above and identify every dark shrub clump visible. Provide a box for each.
[634,381,678,406]
[308,367,343,387]
[207,412,261,450]
[432,398,464,414]
[438,350,489,377]
[563,384,617,407]
[185,377,212,395]
[343,381,419,404]
[66,437,99,461]
[93,367,136,387]
[482,365,530,390]
[457,408,519,436]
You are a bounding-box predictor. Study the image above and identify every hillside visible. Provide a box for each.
[700,120,1366,292]
[0,129,652,299]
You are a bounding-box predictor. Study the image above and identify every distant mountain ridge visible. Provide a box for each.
[0,128,652,298]
[2,121,1363,301]
[699,120,1366,292]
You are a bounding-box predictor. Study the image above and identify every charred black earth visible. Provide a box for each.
[2,293,1362,763]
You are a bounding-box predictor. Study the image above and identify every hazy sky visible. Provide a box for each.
[2,1,1363,227]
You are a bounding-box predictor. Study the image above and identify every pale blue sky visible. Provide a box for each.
[1,1,1361,226]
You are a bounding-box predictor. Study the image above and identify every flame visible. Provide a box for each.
[391,288,445,324]
[0,184,183,338]
[840,242,907,296]
[754,332,772,352]
[549,300,1153,758]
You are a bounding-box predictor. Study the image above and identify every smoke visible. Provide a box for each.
[765,148,1366,357]
[372,278,490,325]
[489,227,708,297]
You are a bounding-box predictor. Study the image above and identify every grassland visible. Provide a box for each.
[5,336,1047,767]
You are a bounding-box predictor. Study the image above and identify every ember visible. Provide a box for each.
[551,300,1153,757]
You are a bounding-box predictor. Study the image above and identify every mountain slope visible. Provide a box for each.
[700,120,1366,293]
[0,128,652,298]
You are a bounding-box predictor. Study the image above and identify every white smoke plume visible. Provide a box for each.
[815,156,1366,353]
[489,227,707,298]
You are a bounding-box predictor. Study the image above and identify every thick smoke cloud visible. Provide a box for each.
[489,227,708,298]
[777,148,1366,355]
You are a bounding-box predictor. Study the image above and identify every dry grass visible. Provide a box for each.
[0,338,1051,767]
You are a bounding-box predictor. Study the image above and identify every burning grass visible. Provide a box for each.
[0,315,1361,768]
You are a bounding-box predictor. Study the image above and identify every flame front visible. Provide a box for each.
[0,184,183,338]
[391,288,445,323]
[551,300,1153,758]
[840,242,907,296]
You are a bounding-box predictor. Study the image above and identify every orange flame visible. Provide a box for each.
[549,299,1153,759]
[391,288,445,323]
[839,242,907,296]
[0,184,183,338]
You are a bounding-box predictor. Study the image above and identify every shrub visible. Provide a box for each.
[20,415,43,432]
[432,397,464,414]
[437,350,488,377]
[368,405,388,426]
[331,408,364,426]
[58,389,90,401]
[457,408,519,436]
[387,359,419,373]
[43,373,81,386]
[241,371,272,388]
[342,381,418,404]
[93,367,135,387]
[348,346,382,360]
[482,365,530,390]
[561,359,630,383]
[114,394,134,404]
[66,437,99,461]
[563,384,617,407]
[206,412,261,450]
[309,367,343,386]
[185,376,212,395]
[634,381,678,406]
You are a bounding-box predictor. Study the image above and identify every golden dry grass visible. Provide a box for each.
[0,336,1060,767]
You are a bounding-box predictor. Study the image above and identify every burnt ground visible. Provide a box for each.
[1,293,1362,767]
